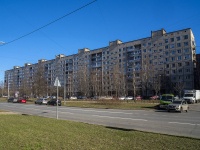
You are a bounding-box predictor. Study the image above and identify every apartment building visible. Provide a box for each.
[4,28,196,97]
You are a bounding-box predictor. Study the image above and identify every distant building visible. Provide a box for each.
[4,28,196,97]
[195,54,200,89]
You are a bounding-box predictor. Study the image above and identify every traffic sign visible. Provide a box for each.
[54,77,61,87]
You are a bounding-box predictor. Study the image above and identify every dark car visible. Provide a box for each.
[7,97,18,103]
[47,99,61,106]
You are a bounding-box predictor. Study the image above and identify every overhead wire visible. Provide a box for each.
[0,0,97,46]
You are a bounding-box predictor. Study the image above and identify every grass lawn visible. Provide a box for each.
[63,100,159,110]
[1,97,159,110]
[0,114,199,150]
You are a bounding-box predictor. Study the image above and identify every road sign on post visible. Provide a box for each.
[54,77,61,87]
[54,77,61,119]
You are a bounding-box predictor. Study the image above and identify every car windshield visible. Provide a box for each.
[184,94,193,97]
[161,96,173,101]
[172,101,182,104]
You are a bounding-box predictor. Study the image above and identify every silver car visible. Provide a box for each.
[35,98,48,105]
[167,100,189,112]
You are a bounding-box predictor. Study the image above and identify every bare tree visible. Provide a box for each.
[0,81,4,97]
[141,56,154,97]
[33,63,47,97]
[173,82,185,98]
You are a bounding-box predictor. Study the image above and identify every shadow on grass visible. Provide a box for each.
[106,126,135,131]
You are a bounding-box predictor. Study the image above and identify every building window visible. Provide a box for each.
[177,49,181,53]
[172,70,176,74]
[172,64,175,68]
[171,57,175,61]
[178,63,182,67]
[159,43,162,46]
[165,45,168,49]
[148,43,151,46]
[185,75,190,79]
[165,58,168,62]
[159,49,162,52]
[186,69,190,72]
[166,64,169,68]
[178,69,182,73]
[165,39,168,43]
[171,50,176,54]
[170,38,174,42]
[177,43,181,47]
[143,49,146,52]
[185,55,190,60]
[177,56,182,60]
[119,49,121,52]
[184,48,189,53]
[176,36,180,41]
[184,35,188,39]
[165,51,169,55]
[170,44,175,48]
[184,42,188,46]
[185,62,190,66]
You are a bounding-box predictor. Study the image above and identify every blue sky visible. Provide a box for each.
[0,0,200,81]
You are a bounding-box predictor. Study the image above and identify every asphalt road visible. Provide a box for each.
[0,102,200,139]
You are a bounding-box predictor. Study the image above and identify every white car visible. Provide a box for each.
[125,96,133,100]
[69,96,77,100]
[167,100,189,112]
[118,96,125,100]
[35,98,48,105]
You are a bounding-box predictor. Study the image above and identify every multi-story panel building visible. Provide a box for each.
[4,28,196,97]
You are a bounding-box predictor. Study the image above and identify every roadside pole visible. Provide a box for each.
[56,83,58,119]
[54,77,61,120]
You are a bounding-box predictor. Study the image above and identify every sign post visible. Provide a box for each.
[54,77,61,119]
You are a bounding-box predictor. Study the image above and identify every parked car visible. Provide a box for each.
[135,96,142,100]
[69,96,77,100]
[77,96,87,99]
[35,98,48,105]
[7,97,18,103]
[167,100,189,112]
[150,95,159,100]
[118,96,126,100]
[17,98,27,103]
[47,99,61,106]
[125,96,133,100]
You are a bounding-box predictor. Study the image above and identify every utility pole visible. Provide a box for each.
[8,74,10,98]
[64,74,66,105]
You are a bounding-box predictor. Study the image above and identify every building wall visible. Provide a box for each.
[4,28,196,97]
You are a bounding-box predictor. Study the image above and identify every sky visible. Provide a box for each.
[0,0,200,81]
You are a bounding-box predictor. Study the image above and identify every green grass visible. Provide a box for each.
[0,114,199,150]
[1,97,159,110]
[63,100,159,110]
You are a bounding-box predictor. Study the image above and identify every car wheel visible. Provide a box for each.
[186,107,189,112]
[180,107,183,113]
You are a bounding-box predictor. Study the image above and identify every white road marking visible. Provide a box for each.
[93,115,147,121]
[168,122,200,126]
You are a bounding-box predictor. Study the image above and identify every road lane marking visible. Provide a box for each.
[61,107,134,115]
[168,122,200,126]
[93,115,147,121]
